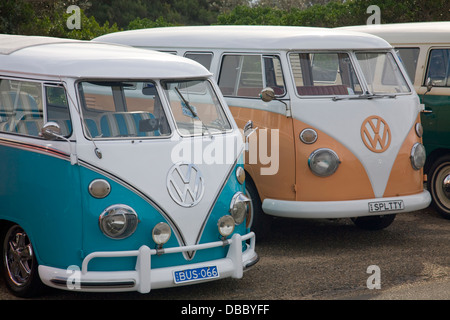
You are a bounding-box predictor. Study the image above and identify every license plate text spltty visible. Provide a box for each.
[368,200,404,213]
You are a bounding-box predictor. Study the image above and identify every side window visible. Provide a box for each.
[425,49,450,87]
[218,54,285,98]
[396,48,420,83]
[78,81,171,139]
[289,52,362,96]
[0,78,44,137]
[263,55,285,96]
[185,52,213,70]
[46,84,72,137]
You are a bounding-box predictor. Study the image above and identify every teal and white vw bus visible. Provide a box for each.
[0,35,257,297]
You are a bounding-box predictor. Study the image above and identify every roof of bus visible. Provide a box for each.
[0,34,210,79]
[94,25,392,51]
[338,22,450,45]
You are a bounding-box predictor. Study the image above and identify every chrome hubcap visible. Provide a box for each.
[442,174,450,199]
[4,226,34,286]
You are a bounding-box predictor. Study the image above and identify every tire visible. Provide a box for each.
[351,214,396,230]
[245,178,271,239]
[1,224,44,298]
[428,155,450,219]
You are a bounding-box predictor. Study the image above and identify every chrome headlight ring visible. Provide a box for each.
[236,166,245,185]
[229,192,251,225]
[99,204,139,239]
[410,142,426,170]
[152,222,172,246]
[308,148,341,177]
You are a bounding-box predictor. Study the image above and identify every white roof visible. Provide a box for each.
[0,34,210,79]
[338,22,450,45]
[94,25,392,51]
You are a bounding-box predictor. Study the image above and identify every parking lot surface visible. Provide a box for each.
[1,206,449,301]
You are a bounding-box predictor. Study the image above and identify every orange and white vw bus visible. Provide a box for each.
[95,26,431,231]
[339,22,450,220]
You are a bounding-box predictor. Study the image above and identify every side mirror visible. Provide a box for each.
[41,121,78,165]
[41,121,62,140]
[259,87,291,117]
[260,87,275,102]
[424,77,433,96]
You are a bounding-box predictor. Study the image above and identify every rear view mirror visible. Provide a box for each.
[41,121,62,140]
[260,87,275,102]
[142,83,156,96]
[424,77,433,96]
[259,87,291,117]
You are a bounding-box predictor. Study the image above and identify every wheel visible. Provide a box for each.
[245,178,271,238]
[428,155,450,219]
[351,214,396,230]
[1,224,44,297]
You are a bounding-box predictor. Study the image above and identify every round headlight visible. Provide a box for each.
[236,166,245,185]
[218,215,235,237]
[410,143,426,170]
[229,192,250,225]
[152,222,172,245]
[99,205,139,239]
[308,148,340,177]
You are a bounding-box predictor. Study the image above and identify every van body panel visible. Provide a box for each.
[290,95,422,199]
[420,93,450,157]
[229,105,296,201]
[95,26,392,51]
[0,138,82,268]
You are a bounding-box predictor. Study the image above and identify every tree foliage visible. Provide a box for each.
[0,0,120,39]
[0,0,449,40]
[218,0,450,27]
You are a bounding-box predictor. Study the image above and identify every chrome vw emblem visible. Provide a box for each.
[361,115,391,153]
[167,162,205,207]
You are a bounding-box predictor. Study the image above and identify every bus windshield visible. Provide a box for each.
[78,80,171,139]
[161,79,232,136]
[355,51,411,95]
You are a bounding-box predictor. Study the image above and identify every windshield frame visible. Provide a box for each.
[160,78,233,137]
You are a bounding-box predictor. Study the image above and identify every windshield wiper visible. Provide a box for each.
[332,92,397,101]
[174,87,213,138]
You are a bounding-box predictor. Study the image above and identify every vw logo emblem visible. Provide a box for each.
[361,116,391,153]
[167,162,205,207]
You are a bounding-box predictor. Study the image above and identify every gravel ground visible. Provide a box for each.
[1,206,449,302]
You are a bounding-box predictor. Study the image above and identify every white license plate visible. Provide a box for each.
[173,266,219,284]
[368,200,404,213]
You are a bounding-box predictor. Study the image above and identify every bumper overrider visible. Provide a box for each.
[39,232,257,293]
